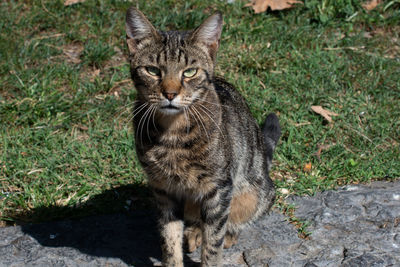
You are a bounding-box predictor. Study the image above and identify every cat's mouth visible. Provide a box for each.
[159,104,182,115]
[161,104,179,110]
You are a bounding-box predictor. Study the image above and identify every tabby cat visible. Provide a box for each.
[125,7,281,267]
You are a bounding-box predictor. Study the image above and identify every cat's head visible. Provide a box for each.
[126,7,223,115]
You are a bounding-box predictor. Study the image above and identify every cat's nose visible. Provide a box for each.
[162,91,177,101]
[161,76,181,101]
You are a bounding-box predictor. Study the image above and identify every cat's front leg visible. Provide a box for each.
[200,187,231,267]
[153,188,184,267]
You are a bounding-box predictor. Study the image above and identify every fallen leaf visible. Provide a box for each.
[245,0,303,13]
[64,0,86,6]
[311,105,339,123]
[303,162,312,172]
[278,188,290,195]
[362,0,381,11]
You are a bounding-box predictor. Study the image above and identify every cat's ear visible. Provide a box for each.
[190,12,223,61]
[125,7,160,55]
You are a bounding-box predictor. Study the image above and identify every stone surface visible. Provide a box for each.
[0,181,399,266]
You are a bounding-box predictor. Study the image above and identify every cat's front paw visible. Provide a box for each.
[184,225,202,253]
[223,233,238,249]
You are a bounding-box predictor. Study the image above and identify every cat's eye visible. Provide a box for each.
[183,68,197,78]
[146,66,161,77]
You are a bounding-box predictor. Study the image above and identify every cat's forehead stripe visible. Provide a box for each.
[148,54,154,63]
[178,48,187,66]
[139,30,207,68]
[152,32,188,66]
[164,49,168,63]
[156,53,161,64]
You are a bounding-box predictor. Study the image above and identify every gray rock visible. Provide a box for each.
[286,181,400,267]
[0,181,399,266]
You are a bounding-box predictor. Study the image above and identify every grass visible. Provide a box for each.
[0,0,399,227]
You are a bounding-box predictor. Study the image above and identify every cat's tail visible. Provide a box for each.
[262,113,281,164]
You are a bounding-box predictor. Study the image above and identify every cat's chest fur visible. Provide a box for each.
[136,111,224,197]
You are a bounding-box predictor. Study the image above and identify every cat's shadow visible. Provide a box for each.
[18,185,199,266]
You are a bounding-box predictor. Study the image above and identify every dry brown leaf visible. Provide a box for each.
[245,0,303,13]
[64,0,86,6]
[303,162,312,172]
[311,105,339,123]
[362,0,381,11]
[278,188,290,195]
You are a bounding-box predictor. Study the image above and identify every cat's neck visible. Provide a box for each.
[155,111,187,132]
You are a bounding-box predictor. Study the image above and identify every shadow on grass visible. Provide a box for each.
[11,184,198,266]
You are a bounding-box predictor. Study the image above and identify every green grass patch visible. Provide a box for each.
[0,0,399,225]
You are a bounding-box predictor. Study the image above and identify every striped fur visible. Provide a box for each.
[125,7,281,267]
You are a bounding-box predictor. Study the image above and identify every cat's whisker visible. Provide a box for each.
[126,102,149,125]
[135,108,146,144]
[113,108,132,126]
[187,106,202,137]
[136,104,153,145]
[151,104,159,133]
[196,104,225,139]
[142,105,155,142]
[146,104,156,141]
[116,100,140,111]
[113,101,138,121]
[125,102,146,122]
[151,105,159,133]
[183,107,190,135]
[114,103,133,115]
[115,107,132,119]
[191,105,210,142]
[192,96,231,109]
[115,99,140,111]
